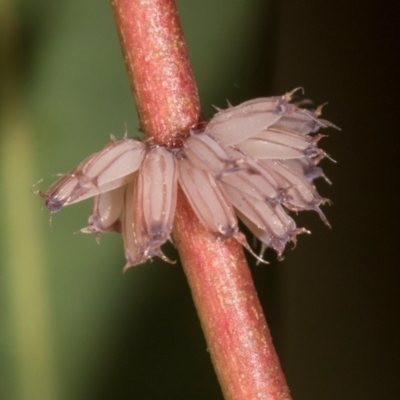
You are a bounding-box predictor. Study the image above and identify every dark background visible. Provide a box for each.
[1,1,399,399]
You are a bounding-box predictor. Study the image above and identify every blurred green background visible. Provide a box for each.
[1,1,398,399]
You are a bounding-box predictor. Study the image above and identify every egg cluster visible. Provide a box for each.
[41,90,336,270]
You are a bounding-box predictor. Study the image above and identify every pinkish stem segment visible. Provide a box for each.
[111,0,202,145]
[111,1,292,399]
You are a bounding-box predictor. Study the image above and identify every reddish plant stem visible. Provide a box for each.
[111,0,202,145]
[173,191,292,400]
[111,1,292,399]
